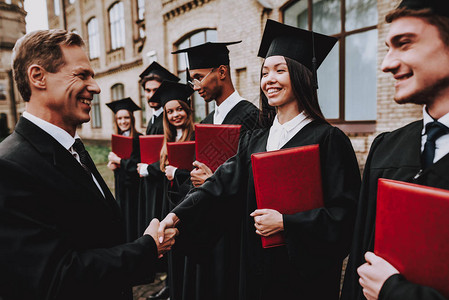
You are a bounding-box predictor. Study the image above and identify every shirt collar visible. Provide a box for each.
[22,111,78,150]
[422,106,449,134]
[153,107,163,117]
[215,90,243,118]
[272,111,309,132]
[175,128,183,142]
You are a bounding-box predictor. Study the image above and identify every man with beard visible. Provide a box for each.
[341,1,449,300]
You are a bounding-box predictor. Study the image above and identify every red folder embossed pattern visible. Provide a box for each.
[167,141,196,171]
[375,179,449,298]
[251,144,323,248]
[195,124,241,172]
[139,135,164,164]
[111,134,133,159]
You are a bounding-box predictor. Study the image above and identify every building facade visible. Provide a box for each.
[0,0,26,136]
[39,0,422,166]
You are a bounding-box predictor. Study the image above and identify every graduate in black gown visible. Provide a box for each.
[106,97,142,242]
[151,81,195,300]
[137,63,181,299]
[172,41,260,300]
[159,19,361,300]
[341,1,449,300]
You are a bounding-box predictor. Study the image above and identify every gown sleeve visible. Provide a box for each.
[282,127,361,273]
[119,135,141,177]
[380,274,448,300]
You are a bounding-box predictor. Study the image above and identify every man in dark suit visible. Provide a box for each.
[341,1,449,300]
[0,29,177,300]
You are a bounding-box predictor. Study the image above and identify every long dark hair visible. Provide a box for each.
[258,56,328,128]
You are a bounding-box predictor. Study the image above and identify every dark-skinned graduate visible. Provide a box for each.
[158,19,361,300]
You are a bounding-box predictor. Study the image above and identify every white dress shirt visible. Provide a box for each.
[421,106,449,164]
[213,90,244,125]
[151,107,163,124]
[23,111,105,197]
[266,112,312,152]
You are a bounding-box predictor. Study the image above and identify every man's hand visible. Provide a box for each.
[250,209,284,237]
[165,165,176,181]
[144,218,179,257]
[190,161,213,187]
[107,161,118,171]
[357,252,400,300]
[108,152,121,164]
[158,213,180,243]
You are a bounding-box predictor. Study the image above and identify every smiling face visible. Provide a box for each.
[43,45,101,133]
[189,68,219,103]
[381,16,449,106]
[260,55,296,109]
[116,109,132,132]
[164,100,188,128]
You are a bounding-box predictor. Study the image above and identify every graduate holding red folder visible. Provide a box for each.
[159,20,360,300]
[111,134,134,160]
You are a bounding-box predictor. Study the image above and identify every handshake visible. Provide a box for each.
[144,213,180,257]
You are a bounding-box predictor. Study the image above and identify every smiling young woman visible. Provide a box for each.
[159,19,361,300]
[106,97,142,242]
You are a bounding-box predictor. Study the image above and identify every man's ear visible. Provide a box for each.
[28,64,46,90]
[217,65,228,80]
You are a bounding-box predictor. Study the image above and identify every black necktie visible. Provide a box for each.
[421,121,449,169]
[72,138,94,175]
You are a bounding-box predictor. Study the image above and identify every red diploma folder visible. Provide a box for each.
[251,144,323,248]
[167,141,196,171]
[195,124,241,172]
[139,135,164,164]
[111,134,133,159]
[375,179,449,298]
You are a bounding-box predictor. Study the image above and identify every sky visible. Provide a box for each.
[24,0,49,32]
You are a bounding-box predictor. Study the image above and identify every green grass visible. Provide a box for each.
[85,143,115,193]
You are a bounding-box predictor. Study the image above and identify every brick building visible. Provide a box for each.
[26,0,424,166]
[0,0,26,136]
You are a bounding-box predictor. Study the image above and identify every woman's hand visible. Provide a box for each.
[107,161,118,171]
[250,209,284,237]
[165,165,177,181]
[108,152,121,164]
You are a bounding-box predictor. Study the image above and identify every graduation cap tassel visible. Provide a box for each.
[311,31,319,90]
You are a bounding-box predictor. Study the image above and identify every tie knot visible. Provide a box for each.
[425,121,449,142]
[72,138,86,153]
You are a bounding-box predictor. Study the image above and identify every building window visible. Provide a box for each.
[54,0,60,16]
[69,0,76,4]
[0,83,6,100]
[109,1,125,50]
[91,94,102,128]
[140,84,147,126]
[283,0,377,122]
[175,29,217,122]
[137,0,145,20]
[87,18,100,59]
[5,0,12,4]
[111,83,125,101]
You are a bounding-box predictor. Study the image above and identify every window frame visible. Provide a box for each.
[281,0,378,128]
[86,17,100,59]
[108,1,125,51]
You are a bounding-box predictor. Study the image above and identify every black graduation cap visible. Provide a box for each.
[106,97,141,114]
[258,19,337,72]
[171,41,242,69]
[139,61,180,82]
[398,0,449,17]
[151,81,194,107]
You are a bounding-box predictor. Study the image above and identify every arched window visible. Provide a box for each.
[109,2,125,50]
[87,18,100,59]
[54,0,60,16]
[283,0,377,124]
[175,29,217,122]
[111,83,125,101]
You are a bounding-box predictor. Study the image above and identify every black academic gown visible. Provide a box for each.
[0,117,158,300]
[181,99,260,300]
[174,120,361,300]
[146,113,164,135]
[114,133,142,242]
[341,120,449,300]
